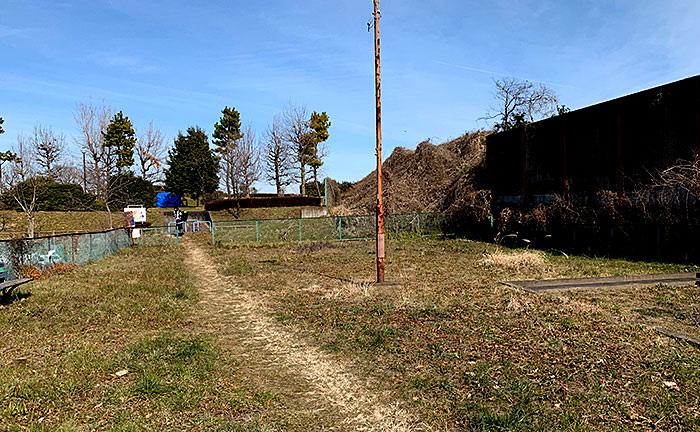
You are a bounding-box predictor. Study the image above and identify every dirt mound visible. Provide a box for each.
[340,132,489,214]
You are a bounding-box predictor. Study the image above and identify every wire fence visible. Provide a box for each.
[0,229,132,279]
[0,213,447,278]
[212,212,446,245]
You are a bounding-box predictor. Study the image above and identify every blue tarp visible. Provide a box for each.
[156,192,182,208]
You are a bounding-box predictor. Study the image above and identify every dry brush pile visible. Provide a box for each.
[339,132,490,216]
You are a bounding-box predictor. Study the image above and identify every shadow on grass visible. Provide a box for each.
[0,290,32,306]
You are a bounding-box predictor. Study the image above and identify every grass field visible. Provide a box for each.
[0,244,276,431]
[209,238,700,431]
[2,236,699,430]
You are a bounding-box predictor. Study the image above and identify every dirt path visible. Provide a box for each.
[186,242,424,431]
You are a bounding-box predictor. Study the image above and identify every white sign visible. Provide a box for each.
[124,205,147,225]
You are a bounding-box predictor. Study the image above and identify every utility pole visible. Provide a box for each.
[373,0,385,283]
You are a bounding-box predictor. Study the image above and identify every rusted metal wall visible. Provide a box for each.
[487,75,700,205]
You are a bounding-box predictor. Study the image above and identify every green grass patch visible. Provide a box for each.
[0,245,273,431]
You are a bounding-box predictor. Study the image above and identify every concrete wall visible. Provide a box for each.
[300,207,328,218]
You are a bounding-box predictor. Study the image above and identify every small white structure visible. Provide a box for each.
[124,205,147,238]
[301,206,328,218]
[123,205,147,225]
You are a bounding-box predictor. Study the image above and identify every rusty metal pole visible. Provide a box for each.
[373,0,385,283]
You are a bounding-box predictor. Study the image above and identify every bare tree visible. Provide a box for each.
[281,104,314,195]
[232,124,260,197]
[221,144,238,198]
[31,124,66,179]
[73,100,114,195]
[1,156,38,238]
[9,134,34,183]
[482,77,559,131]
[73,101,130,227]
[12,178,39,238]
[55,164,82,185]
[262,116,294,196]
[135,120,167,181]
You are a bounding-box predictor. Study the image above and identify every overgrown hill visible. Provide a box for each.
[337,131,489,215]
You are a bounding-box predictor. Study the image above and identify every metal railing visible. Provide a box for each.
[212,212,446,245]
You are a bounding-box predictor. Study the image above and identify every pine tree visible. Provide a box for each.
[212,107,243,198]
[308,111,331,196]
[164,126,220,206]
[0,116,4,135]
[102,111,137,171]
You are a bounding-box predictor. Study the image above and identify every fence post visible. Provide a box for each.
[211,222,215,245]
[339,216,343,241]
[255,220,260,242]
[176,226,179,247]
[298,218,302,242]
[417,213,421,235]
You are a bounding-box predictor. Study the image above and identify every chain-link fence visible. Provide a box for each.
[212,212,446,245]
[0,229,132,279]
[0,213,446,277]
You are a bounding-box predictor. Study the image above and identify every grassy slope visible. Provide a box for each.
[0,209,172,236]
[0,207,311,238]
[0,245,273,431]
[210,238,700,431]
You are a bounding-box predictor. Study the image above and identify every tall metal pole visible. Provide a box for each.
[373,0,385,283]
[82,149,87,192]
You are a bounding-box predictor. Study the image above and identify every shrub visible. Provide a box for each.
[107,172,156,208]
[19,262,78,280]
[2,177,96,211]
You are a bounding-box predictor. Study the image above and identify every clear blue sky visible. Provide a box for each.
[2,0,699,191]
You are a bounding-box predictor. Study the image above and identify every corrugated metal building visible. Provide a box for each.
[487,75,700,205]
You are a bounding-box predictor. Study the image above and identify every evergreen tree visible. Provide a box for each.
[0,118,16,190]
[103,111,137,171]
[164,126,220,205]
[107,172,156,208]
[212,106,243,197]
[0,150,19,191]
[309,111,330,143]
[308,111,331,196]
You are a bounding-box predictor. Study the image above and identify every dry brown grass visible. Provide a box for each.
[321,280,374,300]
[208,237,700,431]
[483,250,546,268]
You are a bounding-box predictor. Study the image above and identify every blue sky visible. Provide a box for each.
[2,0,700,191]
